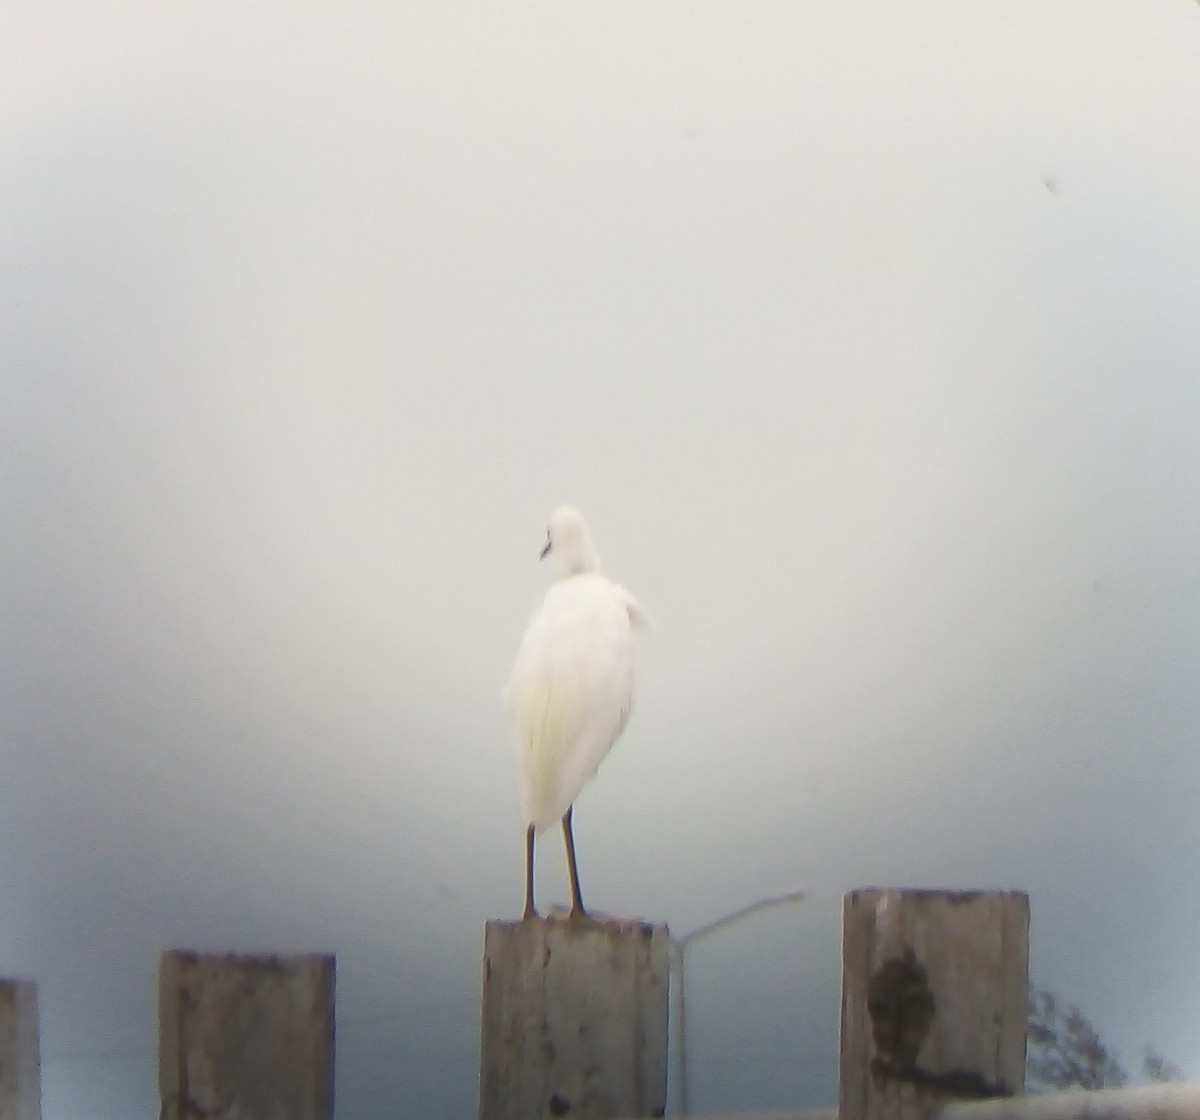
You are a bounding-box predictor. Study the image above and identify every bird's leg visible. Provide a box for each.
[562,807,586,919]
[523,824,538,920]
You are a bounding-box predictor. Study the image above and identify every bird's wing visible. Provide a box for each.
[506,576,638,831]
[615,584,653,634]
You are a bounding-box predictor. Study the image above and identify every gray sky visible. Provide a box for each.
[3,1,1200,1117]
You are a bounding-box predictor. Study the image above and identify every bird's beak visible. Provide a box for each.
[540,537,552,560]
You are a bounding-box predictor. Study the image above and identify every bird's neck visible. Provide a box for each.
[555,554,599,579]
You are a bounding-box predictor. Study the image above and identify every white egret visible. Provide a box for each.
[504,506,650,920]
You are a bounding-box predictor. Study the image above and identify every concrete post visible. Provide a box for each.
[0,980,41,1120]
[480,919,670,1120]
[159,951,335,1120]
[840,889,1029,1120]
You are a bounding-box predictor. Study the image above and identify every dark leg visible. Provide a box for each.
[562,806,586,918]
[523,824,537,920]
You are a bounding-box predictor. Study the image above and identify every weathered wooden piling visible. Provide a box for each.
[0,979,41,1120]
[479,918,670,1120]
[840,889,1029,1120]
[158,951,335,1120]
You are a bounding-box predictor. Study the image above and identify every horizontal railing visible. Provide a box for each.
[640,1084,1200,1120]
[940,1082,1200,1120]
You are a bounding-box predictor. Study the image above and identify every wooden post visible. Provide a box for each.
[480,919,670,1120]
[840,889,1029,1120]
[159,951,335,1120]
[0,979,41,1120]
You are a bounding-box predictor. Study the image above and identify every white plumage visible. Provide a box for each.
[504,506,649,919]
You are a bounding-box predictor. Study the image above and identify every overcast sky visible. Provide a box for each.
[3,2,1200,1117]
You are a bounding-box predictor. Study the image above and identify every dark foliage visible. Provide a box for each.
[1027,988,1183,1092]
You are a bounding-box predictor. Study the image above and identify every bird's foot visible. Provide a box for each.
[582,910,652,932]
[545,904,648,931]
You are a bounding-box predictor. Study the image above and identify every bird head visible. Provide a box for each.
[541,506,600,578]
